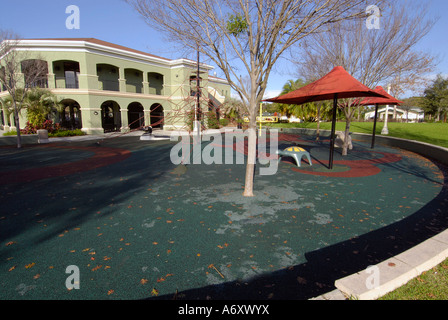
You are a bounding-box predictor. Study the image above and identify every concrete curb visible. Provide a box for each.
[333,229,448,300]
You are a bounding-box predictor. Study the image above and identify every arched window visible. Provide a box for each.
[125,69,143,93]
[190,75,202,97]
[21,59,48,88]
[97,64,119,91]
[148,72,164,95]
[53,60,80,89]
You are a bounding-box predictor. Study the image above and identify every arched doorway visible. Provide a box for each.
[150,103,164,128]
[128,102,144,130]
[101,101,121,132]
[60,99,82,129]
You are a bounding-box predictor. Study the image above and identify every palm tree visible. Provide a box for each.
[0,90,25,130]
[23,88,61,127]
[275,79,305,118]
[0,95,13,128]
[221,96,246,123]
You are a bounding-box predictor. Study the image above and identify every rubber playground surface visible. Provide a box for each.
[0,132,447,300]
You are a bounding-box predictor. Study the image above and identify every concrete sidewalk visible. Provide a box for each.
[311,228,448,300]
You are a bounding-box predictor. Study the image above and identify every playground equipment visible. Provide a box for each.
[276,146,312,167]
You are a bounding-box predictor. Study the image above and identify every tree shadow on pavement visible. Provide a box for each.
[148,162,448,300]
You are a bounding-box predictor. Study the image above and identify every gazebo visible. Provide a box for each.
[264,66,387,169]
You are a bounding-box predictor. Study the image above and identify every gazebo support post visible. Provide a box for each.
[329,94,338,170]
[371,104,379,149]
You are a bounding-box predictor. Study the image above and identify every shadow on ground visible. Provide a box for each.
[148,161,448,300]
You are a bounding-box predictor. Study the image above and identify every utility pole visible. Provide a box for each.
[193,43,201,138]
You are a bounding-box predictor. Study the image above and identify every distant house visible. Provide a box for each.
[0,38,231,134]
[364,106,424,122]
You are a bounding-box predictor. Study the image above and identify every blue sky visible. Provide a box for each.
[1,0,447,99]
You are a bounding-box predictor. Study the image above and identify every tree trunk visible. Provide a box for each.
[243,123,257,197]
[342,119,351,156]
[13,103,22,149]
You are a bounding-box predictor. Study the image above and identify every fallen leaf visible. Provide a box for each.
[151,288,159,296]
[140,279,148,285]
[107,289,114,295]
[297,276,307,285]
[25,263,35,269]
[91,265,102,271]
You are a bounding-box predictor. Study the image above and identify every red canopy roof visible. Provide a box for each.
[264,66,387,105]
[357,86,403,106]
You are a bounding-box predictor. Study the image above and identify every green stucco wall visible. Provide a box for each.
[0,39,231,134]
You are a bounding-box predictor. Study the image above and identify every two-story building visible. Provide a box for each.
[0,38,231,134]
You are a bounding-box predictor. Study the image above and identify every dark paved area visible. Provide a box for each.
[0,133,447,300]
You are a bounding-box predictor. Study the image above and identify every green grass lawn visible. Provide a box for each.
[379,258,448,300]
[268,122,448,148]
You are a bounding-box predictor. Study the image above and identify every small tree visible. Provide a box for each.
[297,1,437,154]
[127,0,377,196]
[23,87,61,128]
[0,32,49,148]
[422,75,448,122]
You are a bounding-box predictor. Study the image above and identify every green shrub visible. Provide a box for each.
[219,118,230,127]
[48,129,85,137]
[2,130,19,136]
[207,111,220,129]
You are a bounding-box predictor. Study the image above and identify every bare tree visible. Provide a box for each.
[0,32,49,148]
[126,0,374,196]
[296,1,437,155]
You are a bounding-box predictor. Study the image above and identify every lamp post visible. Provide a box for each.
[381,84,391,135]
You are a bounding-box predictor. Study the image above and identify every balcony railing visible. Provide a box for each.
[98,80,119,92]
[55,76,79,89]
